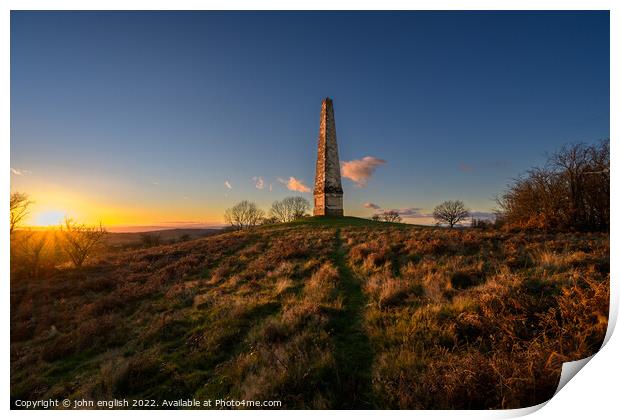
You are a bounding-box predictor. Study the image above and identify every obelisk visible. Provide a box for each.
[313,98,344,216]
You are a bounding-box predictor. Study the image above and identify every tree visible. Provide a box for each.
[269,196,310,223]
[496,140,609,231]
[59,218,107,267]
[224,200,265,229]
[381,210,402,223]
[10,192,32,234]
[11,230,50,278]
[371,214,381,222]
[433,200,470,228]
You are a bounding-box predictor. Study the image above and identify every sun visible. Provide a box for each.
[34,210,67,226]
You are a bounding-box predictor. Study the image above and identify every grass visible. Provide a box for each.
[328,229,375,408]
[11,218,609,409]
[276,215,412,228]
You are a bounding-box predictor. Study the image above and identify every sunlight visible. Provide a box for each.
[34,210,66,226]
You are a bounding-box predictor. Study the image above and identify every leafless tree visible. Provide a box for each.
[10,192,32,234]
[17,231,49,278]
[433,200,470,228]
[59,218,107,267]
[270,196,310,223]
[381,210,402,223]
[224,200,265,229]
[371,214,381,222]
[497,139,609,231]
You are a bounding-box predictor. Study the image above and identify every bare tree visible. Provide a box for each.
[270,196,310,223]
[59,218,107,267]
[433,200,470,228]
[224,200,265,229]
[17,232,49,278]
[381,210,402,223]
[497,139,609,231]
[371,214,381,222]
[10,192,32,234]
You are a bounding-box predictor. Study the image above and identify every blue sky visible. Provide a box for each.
[10,11,610,227]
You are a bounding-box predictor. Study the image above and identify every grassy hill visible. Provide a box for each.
[10,218,609,409]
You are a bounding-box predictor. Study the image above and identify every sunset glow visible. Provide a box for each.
[9,10,611,411]
[10,11,609,230]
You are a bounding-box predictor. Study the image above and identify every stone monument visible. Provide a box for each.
[313,98,344,216]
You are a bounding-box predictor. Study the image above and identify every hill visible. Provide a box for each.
[10,218,609,409]
[104,228,222,248]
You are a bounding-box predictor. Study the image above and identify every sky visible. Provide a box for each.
[10,11,610,228]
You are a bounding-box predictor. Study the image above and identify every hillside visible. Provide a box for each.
[10,217,609,409]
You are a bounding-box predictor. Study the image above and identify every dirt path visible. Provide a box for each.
[329,229,375,408]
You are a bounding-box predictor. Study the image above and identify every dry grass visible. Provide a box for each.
[11,221,609,409]
[342,226,609,409]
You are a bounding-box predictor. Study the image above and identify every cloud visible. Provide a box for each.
[279,176,311,193]
[394,207,425,217]
[470,211,496,220]
[365,203,432,218]
[458,163,474,173]
[269,183,273,192]
[378,207,432,219]
[152,181,160,186]
[341,156,386,187]
[10,168,29,176]
[224,180,232,189]
[252,176,265,190]
[394,208,429,218]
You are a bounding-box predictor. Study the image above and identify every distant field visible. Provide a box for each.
[10,218,609,409]
[104,228,222,248]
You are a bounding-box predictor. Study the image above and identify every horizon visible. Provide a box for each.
[10,11,610,228]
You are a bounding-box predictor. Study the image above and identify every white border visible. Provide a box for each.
[3,2,617,419]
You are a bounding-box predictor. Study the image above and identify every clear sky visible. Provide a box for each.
[10,11,609,228]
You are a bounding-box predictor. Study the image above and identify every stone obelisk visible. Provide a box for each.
[314,98,344,216]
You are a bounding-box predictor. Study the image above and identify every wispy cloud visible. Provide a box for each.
[365,202,431,218]
[10,168,29,176]
[252,176,265,190]
[341,156,386,187]
[364,202,381,209]
[458,163,474,173]
[279,176,311,193]
[389,208,430,218]
[152,181,160,186]
[374,207,432,219]
[470,211,496,220]
[224,180,232,189]
[269,183,273,192]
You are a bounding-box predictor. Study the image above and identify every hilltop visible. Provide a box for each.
[11,218,609,409]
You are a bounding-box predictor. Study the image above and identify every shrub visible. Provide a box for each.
[59,218,107,267]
